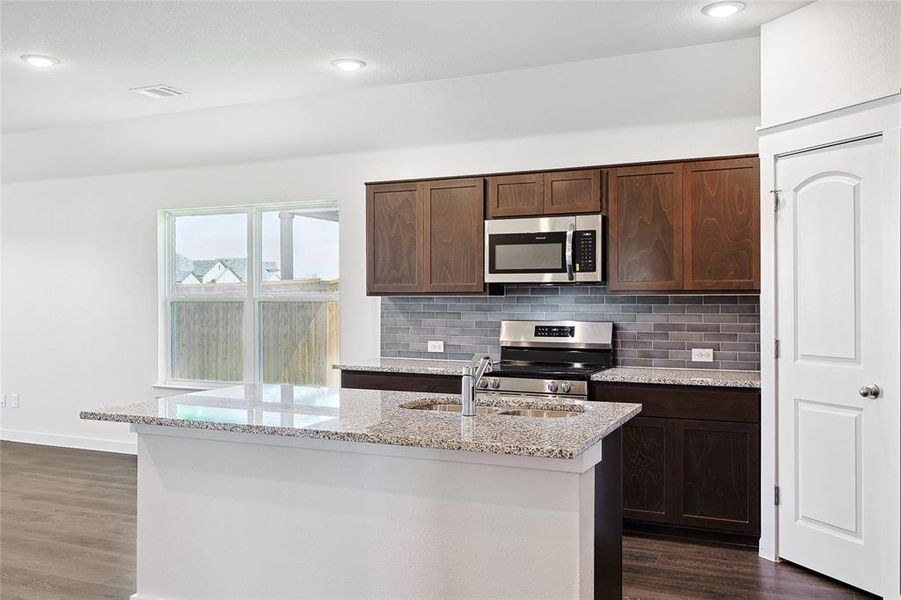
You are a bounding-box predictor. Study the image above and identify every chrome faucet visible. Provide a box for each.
[461,354,493,417]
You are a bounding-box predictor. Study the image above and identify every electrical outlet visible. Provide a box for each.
[10,394,19,408]
[0,395,6,408]
[427,340,445,353]
[691,348,714,362]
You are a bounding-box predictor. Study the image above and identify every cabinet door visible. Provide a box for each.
[486,173,544,218]
[366,182,425,294]
[673,419,760,535]
[544,169,602,214]
[608,164,683,290]
[623,417,674,523]
[683,158,760,290]
[422,178,485,293]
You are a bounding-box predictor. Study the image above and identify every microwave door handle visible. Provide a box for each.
[565,223,575,281]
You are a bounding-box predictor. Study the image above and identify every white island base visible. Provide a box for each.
[130,424,622,600]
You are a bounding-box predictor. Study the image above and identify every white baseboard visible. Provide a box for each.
[0,428,137,454]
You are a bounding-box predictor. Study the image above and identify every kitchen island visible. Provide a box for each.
[82,385,640,600]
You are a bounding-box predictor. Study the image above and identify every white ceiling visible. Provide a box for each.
[2,0,807,134]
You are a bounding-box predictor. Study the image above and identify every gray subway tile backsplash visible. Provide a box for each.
[380,285,760,370]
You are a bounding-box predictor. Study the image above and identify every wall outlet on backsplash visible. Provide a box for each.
[691,348,715,362]
[427,340,445,353]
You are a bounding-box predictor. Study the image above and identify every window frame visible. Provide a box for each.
[158,201,340,388]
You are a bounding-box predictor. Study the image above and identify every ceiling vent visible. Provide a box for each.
[129,85,189,99]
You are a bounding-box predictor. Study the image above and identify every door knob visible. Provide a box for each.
[859,384,881,399]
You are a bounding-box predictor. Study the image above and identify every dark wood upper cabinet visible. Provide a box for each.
[673,419,760,535]
[608,164,684,291]
[422,178,485,293]
[366,178,485,295]
[366,154,759,294]
[486,169,602,218]
[544,169,603,214]
[623,417,674,523]
[487,173,544,218]
[683,158,760,290]
[366,182,425,294]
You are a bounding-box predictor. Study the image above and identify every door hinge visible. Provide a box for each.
[770,189,781,212]
[775,485,781,506]
[774,338,780,359]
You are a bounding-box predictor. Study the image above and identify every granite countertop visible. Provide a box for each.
[337,359,760,388]
[80,385,640,460]
[591,367,760,388]
[334,357,468,376]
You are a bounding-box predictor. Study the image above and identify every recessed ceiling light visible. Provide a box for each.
[21,54,60,69]
[331,59,366,72]
[701,1,745,18]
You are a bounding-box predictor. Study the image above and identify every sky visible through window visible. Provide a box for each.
[175,211,338,280]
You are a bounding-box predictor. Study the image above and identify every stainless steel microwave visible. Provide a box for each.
[484,214,604,284]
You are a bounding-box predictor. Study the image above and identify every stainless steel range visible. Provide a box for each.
[478,320,614,399]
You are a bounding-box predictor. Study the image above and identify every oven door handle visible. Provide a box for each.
[565,223,575,281]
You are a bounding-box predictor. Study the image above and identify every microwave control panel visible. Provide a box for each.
[573,230,597,273]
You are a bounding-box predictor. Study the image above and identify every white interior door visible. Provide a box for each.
[776,134,897,595]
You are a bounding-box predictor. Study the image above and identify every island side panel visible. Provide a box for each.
[134,429,591,600]
[594,428,623,600]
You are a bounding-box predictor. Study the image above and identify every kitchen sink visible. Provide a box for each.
[406,403,504,415]
[495,408,581,418]
[402,402,583,418]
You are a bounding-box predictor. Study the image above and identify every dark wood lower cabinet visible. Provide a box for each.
[595,382,760,545]
[674,419,760,535]
[622,417,673,523]
[339,370,460,394]
[341,371,761,545]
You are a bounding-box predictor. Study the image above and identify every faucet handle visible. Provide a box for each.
[469,353,490,368]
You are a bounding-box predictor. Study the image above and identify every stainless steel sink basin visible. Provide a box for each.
[407,403,504,415]
[401,400,584,418]
[496,408,581,418]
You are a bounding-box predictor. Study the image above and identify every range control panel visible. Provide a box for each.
[534,325,575,338]
[573,230,597,273]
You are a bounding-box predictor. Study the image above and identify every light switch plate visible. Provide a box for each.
[427,340,445,353]
[691,348,714,362]
[10,394,19,408]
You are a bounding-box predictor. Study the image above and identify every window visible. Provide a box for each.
[160,203,339,387]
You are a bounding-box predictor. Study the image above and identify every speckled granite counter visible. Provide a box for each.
[334,357,467,376]
[81,384,640,459]
[591,367,760,388]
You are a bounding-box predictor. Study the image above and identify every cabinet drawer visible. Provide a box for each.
[592,382,760,423]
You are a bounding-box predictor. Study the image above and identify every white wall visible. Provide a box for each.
[1,39,761,453]
[760,0,901,127]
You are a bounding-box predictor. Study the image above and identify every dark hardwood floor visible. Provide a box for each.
[0,441,878,600]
